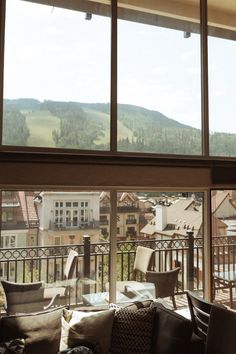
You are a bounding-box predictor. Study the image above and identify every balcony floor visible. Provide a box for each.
[165,290,236,313]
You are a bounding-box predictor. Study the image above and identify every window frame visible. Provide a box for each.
[0,0,236,305]
[0,0,207,158]
[0,0,235,161]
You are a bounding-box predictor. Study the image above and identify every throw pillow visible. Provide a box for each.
[0,306,64,354]
[110,306,156,354]
[58,346,93,354]
[60,308,115,354]
[0,338,25,354]
[124,299,153,310]
[59,341,101,354]
[153,302,193,354]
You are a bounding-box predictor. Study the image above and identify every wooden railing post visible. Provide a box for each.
[83,235,91,294]
[187,231,194,290]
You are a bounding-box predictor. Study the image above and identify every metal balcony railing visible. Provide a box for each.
[99,219,109,225]
[126,219,137,224]
[1,234,235,308]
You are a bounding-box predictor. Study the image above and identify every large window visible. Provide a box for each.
[118,2,201,154]
[0,189,206,310]
[1,0,236,314]
[211,190,236,308]
[208,1,236,157]
[0,190,110,309]
[2,0,236,158]
[3,0,111,150]
[54,199,90,228]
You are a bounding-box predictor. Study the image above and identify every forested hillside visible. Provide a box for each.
[2,98,236,156]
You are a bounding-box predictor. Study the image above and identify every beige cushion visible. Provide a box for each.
[133,246,155,274]
[60,308,115,353]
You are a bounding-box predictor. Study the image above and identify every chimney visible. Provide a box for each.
[155,205,167,231]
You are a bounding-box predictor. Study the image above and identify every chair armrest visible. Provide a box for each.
[45,278,77,288]
[44,293,60,310]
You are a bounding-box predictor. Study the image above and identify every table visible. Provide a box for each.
[213,271,236,308]
[82,291,131,306]
[82,282,155,307]
[124,281,155,299]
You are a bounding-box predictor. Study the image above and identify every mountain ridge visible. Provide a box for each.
[4,98,197,131]
[3,98,236,157]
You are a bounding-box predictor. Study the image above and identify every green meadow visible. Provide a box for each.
[25,110,60,147]
[25,108,134,148]
[85,109,134,146]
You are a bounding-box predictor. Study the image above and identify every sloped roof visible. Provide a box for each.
[211,191,236,213]
[18,191,38,225]
[100,191,138,203]
[100,191,110,201]
[119,192,138,203]
[141,198,202,237]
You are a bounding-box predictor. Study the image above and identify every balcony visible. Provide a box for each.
[100,206,139,213]
[126,219,137,224]
[117,206,139,213]
[0,235,235,310]
[49,220,99,231]
[99,219,109,225]
[126,230,137,237]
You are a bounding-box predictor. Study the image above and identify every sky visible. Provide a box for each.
[3,0,236,133]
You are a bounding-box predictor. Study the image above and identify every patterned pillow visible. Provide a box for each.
[58,346,93,354]
[0,339,25,354]
[111,306,155,354]
[59,342,101,354]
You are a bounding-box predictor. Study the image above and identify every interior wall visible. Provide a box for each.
[0,157,211,189]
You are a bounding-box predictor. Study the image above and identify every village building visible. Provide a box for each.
[100,192,142,240]
[34,191,101,246]
[0,191,38,280]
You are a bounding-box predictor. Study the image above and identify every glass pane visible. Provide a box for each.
[208,1,236,156]
[3,0,111,151]
[211,189,236,309]
[0,190,110,313]
[118,1,201,155]
[116,191,204,308]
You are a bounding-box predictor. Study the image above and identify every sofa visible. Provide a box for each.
[0,300,203,354]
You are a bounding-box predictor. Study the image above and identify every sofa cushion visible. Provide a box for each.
[111,306,156,354]
[60,308,115,354]
[124,299,153,310]
[190,332,205,354]
[0,306,64,354]
[109,299,153,311]
[152,303,193,354]
[205,305,236,354]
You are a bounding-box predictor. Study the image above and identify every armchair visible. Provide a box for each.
[1,280,59,315]
[44,249,79,306]
[146,267,180,309]
[105,246,156,302]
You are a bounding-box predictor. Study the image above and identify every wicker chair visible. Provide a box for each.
[1,280,59,315]
[146,267,180,309]
[44,249,79,306]
[1,250,79,314]
[106,246,155,299]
